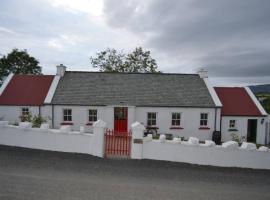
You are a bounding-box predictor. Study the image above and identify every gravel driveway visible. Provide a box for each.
[0,145,270,200]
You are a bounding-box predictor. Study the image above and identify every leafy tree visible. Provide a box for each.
[125,47,158,73]
[90,48,126,72]
[90,47,159,73]
[0,48,42,83]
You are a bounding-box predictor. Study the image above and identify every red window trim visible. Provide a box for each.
[199,127,210,130]
[85,122,93,126]
[170,127,184,130]
[61,122,74,125]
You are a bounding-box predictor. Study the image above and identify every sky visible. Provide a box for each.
[0,0,270,86]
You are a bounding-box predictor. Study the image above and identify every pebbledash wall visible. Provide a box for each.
[52,105,221,141]
[221,116,267,144]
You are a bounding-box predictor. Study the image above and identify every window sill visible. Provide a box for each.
[228,129,238,132]
[146,126,159,129]
[199,127,210,130]
[85,122,93,126]
[61,122,74,125]
[170,127,184,130]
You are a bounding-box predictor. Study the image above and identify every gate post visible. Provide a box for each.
[131,122,145,159]
[92,120,107,158]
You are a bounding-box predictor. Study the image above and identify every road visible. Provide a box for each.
[0,145,270,200]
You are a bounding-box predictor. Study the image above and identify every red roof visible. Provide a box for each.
[214,87,262,116]
[0,75,54,106]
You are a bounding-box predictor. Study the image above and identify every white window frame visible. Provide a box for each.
[200,113,208,127]
[88,109,97,122]
[63,109,72,122]
[171,112,181,127]
[229,119,236,129]
[147,112,157,126]
[21,107,30,116]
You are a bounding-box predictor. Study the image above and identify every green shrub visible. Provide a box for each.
[32,115,47,128]
[19,112,32,122]
[230,132,240,143]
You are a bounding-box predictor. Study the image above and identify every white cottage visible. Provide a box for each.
[0,65,268,144]
[215,87,268,144]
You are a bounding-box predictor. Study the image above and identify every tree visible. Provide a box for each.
[125,47,158,73]
[0,48,42,83]
[90,48,126,72]
[90,47,159,73]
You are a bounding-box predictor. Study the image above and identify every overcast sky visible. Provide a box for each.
[0,0,270,86]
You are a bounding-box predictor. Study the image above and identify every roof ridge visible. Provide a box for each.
[65,71,199,76]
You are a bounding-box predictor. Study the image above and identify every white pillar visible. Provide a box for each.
[131,121,145,159]
[92,120,107,158]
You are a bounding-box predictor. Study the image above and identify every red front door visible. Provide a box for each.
[114,107,128,133]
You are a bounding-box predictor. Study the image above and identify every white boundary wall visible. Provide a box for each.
[142,140,270,169]
[0,120,106,157]
[131,122,270,170]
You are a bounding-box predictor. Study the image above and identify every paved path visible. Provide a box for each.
[0,145,270,200]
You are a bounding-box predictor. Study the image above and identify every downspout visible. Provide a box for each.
[214,108,217,131]
[38,106,41,117]
[52,104,54,128]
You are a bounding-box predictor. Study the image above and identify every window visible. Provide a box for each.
[21,108,29,116]
[147,112,156,126]
[200,113,208,126]
[88,109,97,122]
[63,109,72,122]
[171,112,181,126]
[229,120,236,128]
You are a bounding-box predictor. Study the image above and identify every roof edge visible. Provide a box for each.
[44,75,60,104]
[203,78,222,107]
[0,73,14,96]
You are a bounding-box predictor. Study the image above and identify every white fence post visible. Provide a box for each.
[92,120,107,158]
[131,121,145,159]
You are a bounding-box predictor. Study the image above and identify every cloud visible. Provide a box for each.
[48,0,103,17]
[0,26,16,35]
[103,0,270,83]
[0,0,269,86]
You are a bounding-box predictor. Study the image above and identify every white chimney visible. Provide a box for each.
[198,69,208,78]
[56,64,66,77]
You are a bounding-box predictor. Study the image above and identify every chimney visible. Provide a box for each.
[198,69,208,78]
[56,64,66,77]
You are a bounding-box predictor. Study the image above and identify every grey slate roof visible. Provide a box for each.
[51,71,216,107]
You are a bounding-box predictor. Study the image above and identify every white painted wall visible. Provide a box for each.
[135,107,218,141]
[0,106,39,123]
[52,105,220,141]
[142,140,270,170]
[53,105,114,131]
[221,116,267,144]
[0,105,53,126]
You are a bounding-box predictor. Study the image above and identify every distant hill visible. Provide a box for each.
[249,84,270,94]
[249,84,270,114]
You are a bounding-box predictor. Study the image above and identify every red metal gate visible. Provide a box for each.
[104,129,132,158]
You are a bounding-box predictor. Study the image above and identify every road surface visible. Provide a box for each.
[0,145,270,200]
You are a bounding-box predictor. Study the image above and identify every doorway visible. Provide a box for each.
[114,107,128,133]
[247,119,257,143]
